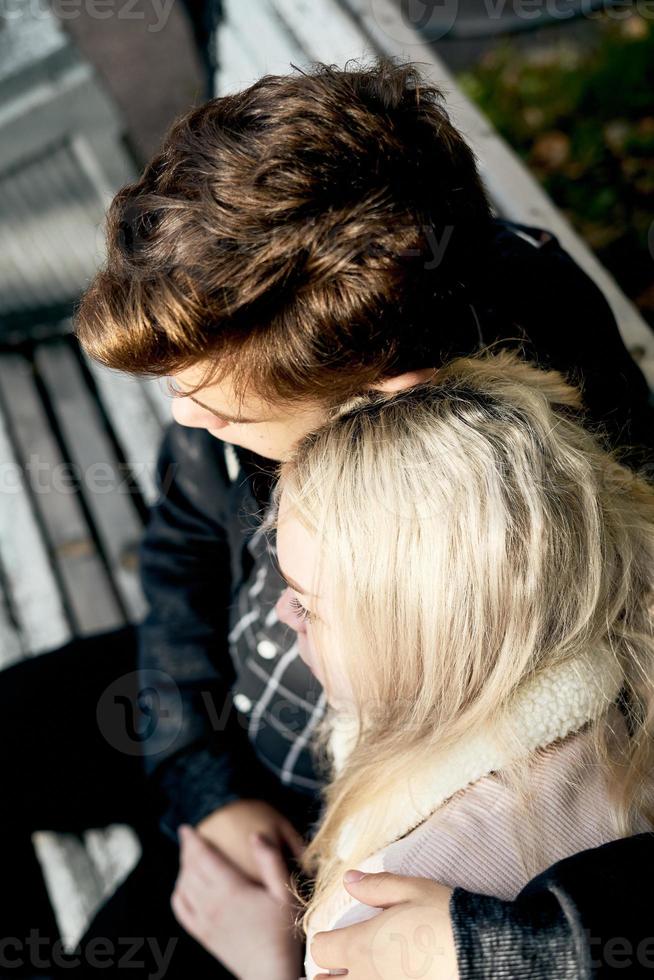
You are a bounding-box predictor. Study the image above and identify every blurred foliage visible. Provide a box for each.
[459,12,654,324]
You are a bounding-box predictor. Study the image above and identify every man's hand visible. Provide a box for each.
[197,798,306,883]
[311,871,459,980]
[172,825,303,980]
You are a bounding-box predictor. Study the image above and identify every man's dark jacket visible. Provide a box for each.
[138,219,654,979]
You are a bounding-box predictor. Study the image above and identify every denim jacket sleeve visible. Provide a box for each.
[450,833,654,979]
[137,423,281,839]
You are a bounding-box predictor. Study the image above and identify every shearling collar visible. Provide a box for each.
[330,649,623,861]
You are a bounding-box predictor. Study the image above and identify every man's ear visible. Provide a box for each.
[370,367,437,394]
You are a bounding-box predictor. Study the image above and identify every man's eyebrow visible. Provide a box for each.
[188,395,258,425]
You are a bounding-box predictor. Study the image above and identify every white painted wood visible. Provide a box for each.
[0,587,24,671]
[0,354,124,635]
[1,4,143,941]
[32,827,141,953]
[223,0,308,74]
[0,403,70,654]
[84,825,141,894]
[35,341,146,622]
[0,339,145,948]
[141,377,173,428]
[0,342,138,944]
[32,831,107,952]
[269,0,375,64]
[217,21,265,92]
[83,355,163,506]
[337,0,654,384]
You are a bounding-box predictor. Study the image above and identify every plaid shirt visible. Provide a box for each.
[226,462,327,794]
[140,426,328,839]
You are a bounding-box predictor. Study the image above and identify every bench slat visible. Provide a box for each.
[0,584,25,671]
[217,20,266,92]
[269,0,372,64]
[222,0,307,74]
[141,377,172,429]
[32,826,142,953]
[0,353,124,636]
[83,825,142,900]
[31,831,106,951]
[34,340,147,623]
[0,400,71,655]
[83,355,164,507]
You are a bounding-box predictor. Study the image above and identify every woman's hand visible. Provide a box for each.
[311,872,459,980]
[197,798,306,884]
[172,825,303,980]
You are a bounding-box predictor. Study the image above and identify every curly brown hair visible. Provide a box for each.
[75,57,492,404]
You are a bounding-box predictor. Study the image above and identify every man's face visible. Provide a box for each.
[170,362,328,461]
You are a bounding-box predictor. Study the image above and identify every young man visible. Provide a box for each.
[4,59,651,978]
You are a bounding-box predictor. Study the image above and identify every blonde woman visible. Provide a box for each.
[270,352,654,980]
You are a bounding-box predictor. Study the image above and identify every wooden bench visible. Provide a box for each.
[2,0,653,956]
[0,0,162,949]
[0,333,170,948]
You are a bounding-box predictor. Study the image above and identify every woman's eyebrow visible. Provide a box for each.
[188,395,257,425]
[278,566,315,598]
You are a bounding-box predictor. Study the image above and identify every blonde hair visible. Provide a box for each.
[275,350,654,924]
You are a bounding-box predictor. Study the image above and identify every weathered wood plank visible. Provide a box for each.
[83,355,163,506]
[222,0,307,74]
[32,826,142,953]
[0,583,24,671]
[84,825,141,902]
[35,340,146,622]
[268,0,375,65]
[217,20,265,92]
[0,353,124,636]
[32,831,108,952]
[140,377,173,429]
[0,401,71,654]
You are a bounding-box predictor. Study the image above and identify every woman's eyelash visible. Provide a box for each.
[289,594,314,623]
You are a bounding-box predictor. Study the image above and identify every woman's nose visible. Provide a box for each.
[171,397,229,430]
